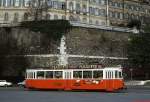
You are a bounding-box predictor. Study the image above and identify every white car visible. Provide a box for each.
[0,80,12,87]
[17,80,25,87]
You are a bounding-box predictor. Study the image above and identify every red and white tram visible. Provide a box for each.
[25,66,125,92]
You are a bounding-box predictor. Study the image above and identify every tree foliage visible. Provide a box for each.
[128,33,150,68]
[127,19,141,30]
[0,28,29,77]
[127,21,150,78]
[20,20,72,41]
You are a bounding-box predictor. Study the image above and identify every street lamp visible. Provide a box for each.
[130,68,133,80]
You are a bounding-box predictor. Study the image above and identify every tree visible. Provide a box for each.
[128,33,150,67]
[0,27,30,77]
[127,20,150,79]
[127,19,141,30]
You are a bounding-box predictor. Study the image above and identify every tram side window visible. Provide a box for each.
[73,71,82,79]
[28,72,34,79]
[46,71,53,78]
[37,71,45,79]
[93,70,103,79]
[119,71,122,78]
[54,71,63,79]
[83,71,92,78]
[115,71,118,78]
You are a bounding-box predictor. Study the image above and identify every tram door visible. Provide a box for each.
[64,70,72,90]
[105,71,114,90]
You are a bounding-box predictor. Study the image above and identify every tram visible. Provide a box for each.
[25,66,125,92]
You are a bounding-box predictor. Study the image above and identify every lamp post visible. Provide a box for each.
[130,68,133,80]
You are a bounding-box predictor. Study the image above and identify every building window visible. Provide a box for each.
[140,16,144,23]
[55,1,65,10]
[69,15,74,21]
[24,0,30,7]
[82,5,87,14]
[119,2,123,8]
[95,8,99,16]
[69,2,74,11]
[109,11,113,18]
[62,15,66,20]
[45,14,51,20]
[114,12,118,18]
[3,0,11,7]
[124,13,129,19]
[117,12,120,19]
[100,0,106,5]
[13,0,20,7]
[95,20,99,25]
[76,3,80,13]
[14,13,19,22]
[53,1,58,9]
[114,2,123,8]
[89,19,92,24]
[100,9,106,16]
[4,12,9,21]
[47,0,52,7]
[54,14,58,20]
[119,13,123,19]
[82,17,87,23]
[114,2,118,8]
[131,14,135,20]
[94,0,99,4]
[135,6,139,11]
[101,21,105,25]
[61,2,66,10]
[89,7,94,15]
[76,16,80,22]
[136,15,139,20]
[24,13,28,21]
[3,0,6,7]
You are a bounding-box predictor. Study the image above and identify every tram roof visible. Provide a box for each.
[26,66,122,72]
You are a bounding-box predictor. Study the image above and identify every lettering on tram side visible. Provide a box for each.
[49,64,103,69]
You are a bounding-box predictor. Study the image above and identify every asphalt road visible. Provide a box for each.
[0,86,150,102]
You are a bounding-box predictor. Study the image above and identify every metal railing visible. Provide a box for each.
[0,20,134,33]
[70,21,133,33]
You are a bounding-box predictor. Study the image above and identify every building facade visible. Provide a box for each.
[0,0,150,27]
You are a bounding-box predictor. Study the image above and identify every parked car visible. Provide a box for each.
[0,80,12,87]
[17,80,25,87]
